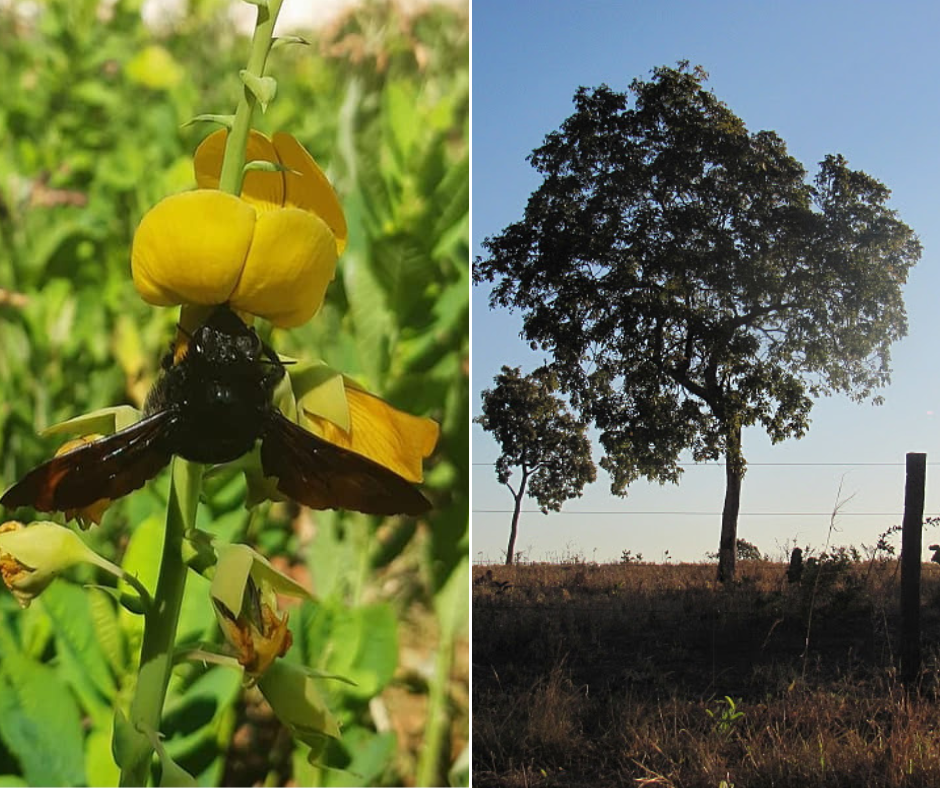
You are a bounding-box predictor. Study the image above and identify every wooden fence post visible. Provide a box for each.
[901,452,926,684]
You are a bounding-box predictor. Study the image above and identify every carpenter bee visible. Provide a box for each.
[1,305,431,517]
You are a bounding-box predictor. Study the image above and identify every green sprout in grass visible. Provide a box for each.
[706,695,745,739]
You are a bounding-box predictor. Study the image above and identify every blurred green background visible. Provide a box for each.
[0,0,468,785]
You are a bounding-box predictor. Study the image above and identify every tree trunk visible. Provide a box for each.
[505,495,522,565]
[505,473,528,565]
[717,423,745,584]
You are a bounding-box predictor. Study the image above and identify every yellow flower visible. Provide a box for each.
[299,375,439,483]
[131,130,347,328]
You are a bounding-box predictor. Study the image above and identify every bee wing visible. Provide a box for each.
[1,411,179,514]
[260,410,431,516]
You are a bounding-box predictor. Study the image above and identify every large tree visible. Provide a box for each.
[474,64,921,582]
[476,366,596,564]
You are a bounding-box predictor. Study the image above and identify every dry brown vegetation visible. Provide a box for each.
[473,557,940,787]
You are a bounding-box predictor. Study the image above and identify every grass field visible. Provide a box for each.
[473,556,940,788]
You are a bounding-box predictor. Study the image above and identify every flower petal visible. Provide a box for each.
[132,190,255,306]
[301,383,438,482]
[273,132,348,255]
[194,129,285,211]
[232,208,337,328]
[191,129,226,190]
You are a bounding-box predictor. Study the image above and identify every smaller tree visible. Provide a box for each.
[476,366,596,564]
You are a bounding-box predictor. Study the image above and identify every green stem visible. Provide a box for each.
[416,543,468,786]
[415,634,454,787]
[218,0,284,195]
[116,5,284,782]
[118,459,202,787]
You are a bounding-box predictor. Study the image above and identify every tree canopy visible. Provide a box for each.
[474,63,921,580]
[476,366,596,564]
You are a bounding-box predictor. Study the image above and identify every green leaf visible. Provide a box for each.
[383,79,420,172]
[163,663,243,726]
[85,727,120,788]
[118,516,164,654]
[429,157,470,258]
[73,79,121,108]
[339,728,397,784]
[304,603,398,699]
[111,709,136,774]
[139,723,197,787]
[433,540,469,641]
[309,728,397,786]
[85,585,146,616]
[239,71,277,112]
[18,602,54,660]
[258,661,340,754]
[272,35,310,49]
[302,510,358,600]
[370,235,431,323]
[40,583,116,724]
[175,563,215,646]
[342,246,393,383]
[41,404,141,437]
[180,527,218,575]
[141,666,241,786]
[125,45,184,90]
[0,652,85,786]
[182,114,235,129]
[157,753,197,788]
[291,361,349,431]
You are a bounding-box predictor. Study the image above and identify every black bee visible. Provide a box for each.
[0,305,431,517]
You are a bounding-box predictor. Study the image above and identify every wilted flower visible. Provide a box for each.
[214,584,293,679]
[0,521,125,607]
[211,544,310,681]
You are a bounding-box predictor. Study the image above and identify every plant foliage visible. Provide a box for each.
[0,1,468,784]
[474,62,920,582]
[476,366,595,564]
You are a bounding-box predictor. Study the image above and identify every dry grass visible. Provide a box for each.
[473,559,940,787]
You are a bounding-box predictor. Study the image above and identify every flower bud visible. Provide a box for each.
[0,521,124,607]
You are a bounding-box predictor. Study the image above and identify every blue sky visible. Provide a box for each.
[471,0,940,564]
